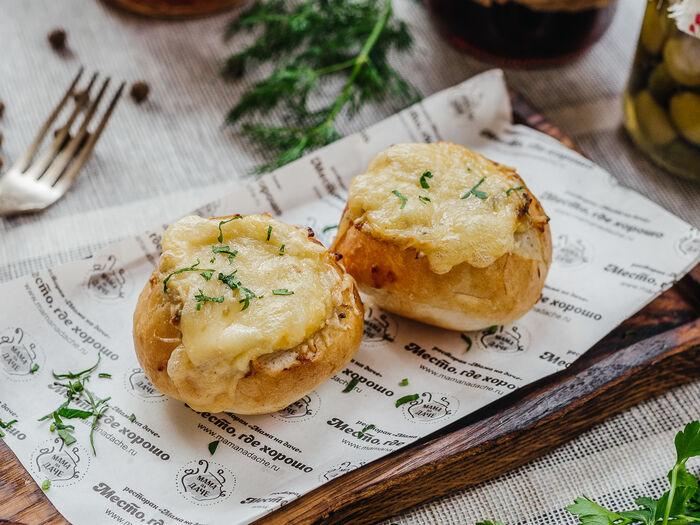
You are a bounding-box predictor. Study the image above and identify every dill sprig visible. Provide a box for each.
[222,0,419,172]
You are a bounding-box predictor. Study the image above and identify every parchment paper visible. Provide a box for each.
[0,70,698,525]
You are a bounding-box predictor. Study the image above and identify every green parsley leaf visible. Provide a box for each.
[194,290,225,310]
[0,429,4,438]
[487,325,498,334]
[57,428,76,446]
[163,259,216,292]
[209,440,220,455]
[395,394,419,408]
[266,225,272,241]
[343,377,359,393]
[506,185,525,196]
[210,256,216,263]
[57,407,93,419]
[272,289,294,295]
[461,333,472,352]
[461,177,487,200]
[391,190,407,209]
[212,245,237,263]
[418,195,431,204]
[218,270,241,291]
[323,225,338,233]
[357,424,375,438]
[238,286,257,311]
[0,419,17,429]
[129,413,136,423]
[399,378,408,387]
[200,271,213,280]
[279,244,285,256]
[53,354,101,380]
[419,171,433,189]
[675,420,700,462]
[41,479,51,491]
[217,216,242,243]
[30,363,39,374]
[98,373,111,379]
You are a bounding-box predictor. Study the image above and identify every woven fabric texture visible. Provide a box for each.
[0,1,698,524]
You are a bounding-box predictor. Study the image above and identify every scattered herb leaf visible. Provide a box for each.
[57,407,92,419]
[41,480,51,491]
[209,440,220,455]
[343,377,359,393]
[506,185,524,196]
[461,333,473,352]
[212,245,237,263]
[392,190,407,209]
[0,419,17,429]
[238,286,257,311]
[323,225,338,233]
[164,259,216,293]
[418,195,431,204]
[200,271,213,280]
[210,256,216,263]
[419,171,433,189]
[395,394,419,408]
[273,289,294,295]
[358,424,375,438]
[53,355,100,380]
[461,177,487,200]
[98,373,111,379]
[194,290,225,310]
[57,428,76,446]
[30,363,39,374]
[217,216,242,243]
[486,325,498,334]
[279,244,285,256]
[399,378,408,387]
[266,225,272,241]
[129,413,136,423]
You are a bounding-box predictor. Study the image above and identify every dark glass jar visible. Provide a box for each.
[426,0,618,67]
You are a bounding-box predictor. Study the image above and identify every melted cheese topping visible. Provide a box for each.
[157,215,342,410]
[347,142,528,274]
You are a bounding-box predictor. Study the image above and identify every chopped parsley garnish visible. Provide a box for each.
[41,479,51,491]
[208,440,220,455]
[53,354,101,380]
[418,196,431,204]
[343,377,359,393]
[272,289,294,295]
[212,245,237,263]
[0,418,17,437]
[200,271,213,280]
[218,270,240,290]
[194,290,225,310]
[506,185,525,196]
[419,171,433,189]
[210,256,216,263]
[399,378,408,387]
[217,216,242,243]
[358,424,375,438]
[395,394,419,408]
[279,244,285,256]
[30,363,39,374]
[461,177,488,200]
[57,407,92,419]
[238,287,257,311]
[461,333,472,352]
[392,190,407,209]
[322,225,338,233]
[486,325,498,334]
[266,225,272,241]
[98,373,111,379]
[163,259,216,293]
[129,413,136,423]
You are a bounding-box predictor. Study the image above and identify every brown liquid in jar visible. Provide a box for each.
[426,0,618,67]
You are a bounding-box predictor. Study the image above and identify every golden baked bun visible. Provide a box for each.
[331,142,551,331]
[133,214,363,414]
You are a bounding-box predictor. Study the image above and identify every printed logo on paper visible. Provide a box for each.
[478,324,530,355]
[85,254,131,302]
[125,367,166,402]
[240,490,301,509]
[320,461,364,483]
[270,391,321,423]
[553,234,592,268]
[0,327,44,381]
[363,306,398,343]
[400,392,459,424]
[176,459,235,505]
[676,230,700,258]
[31,437,89,487]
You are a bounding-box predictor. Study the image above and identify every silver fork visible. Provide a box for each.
[0,68,124,215]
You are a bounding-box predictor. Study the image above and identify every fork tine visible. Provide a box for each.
[12,67,84,173]
[40,77,110,186]
[53,82,124,195]
[26,73,98,180]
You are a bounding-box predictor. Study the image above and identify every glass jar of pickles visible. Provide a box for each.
[623,0,700,182]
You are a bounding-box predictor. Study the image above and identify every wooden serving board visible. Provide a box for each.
[1,92,699,525]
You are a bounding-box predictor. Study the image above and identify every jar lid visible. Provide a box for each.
[669,0,700,38]
[470,0,615,12]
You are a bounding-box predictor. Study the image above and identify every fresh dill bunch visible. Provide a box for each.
[222,0,420,173]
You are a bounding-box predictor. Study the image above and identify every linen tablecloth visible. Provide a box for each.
[0,1,698,523]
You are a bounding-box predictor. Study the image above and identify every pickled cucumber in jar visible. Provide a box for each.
[670,92,700,146]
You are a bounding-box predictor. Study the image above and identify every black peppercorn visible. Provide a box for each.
[0,100,4,118]
[130,81,150,104]
[48,28,67,51]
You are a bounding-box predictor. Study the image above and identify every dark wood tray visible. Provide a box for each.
[2,92,699,525]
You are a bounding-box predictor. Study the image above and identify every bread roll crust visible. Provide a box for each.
[331,142,552,331]
[133,215,363,414]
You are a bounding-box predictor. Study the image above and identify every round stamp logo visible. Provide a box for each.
[240,491,301,509]
[270,391,321,423]
[0,327,44,381]
[400,392,459,424]
[553,234,593,269]
[676,230,700,259]
[84,255,131,302]
[31,438,90,487]
[319,461,364,483]
[124,367,166,402]
[363,306,398,343]
[176,459,235,505]
[478,324,530,355]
